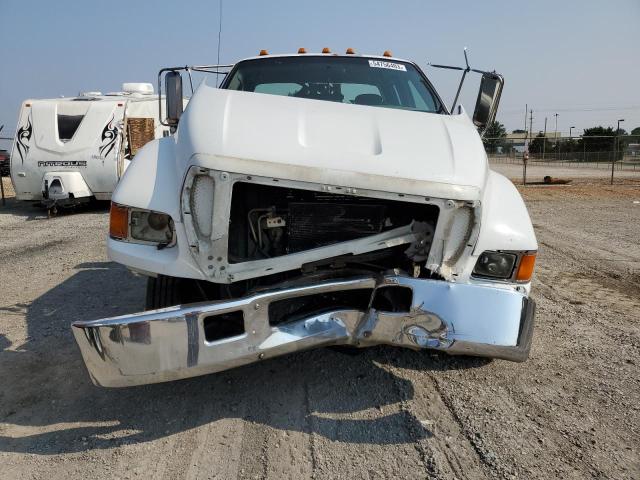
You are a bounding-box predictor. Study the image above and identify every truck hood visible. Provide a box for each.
[176,84,488,200]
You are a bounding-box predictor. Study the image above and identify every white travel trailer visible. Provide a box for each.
[10,83,171,211]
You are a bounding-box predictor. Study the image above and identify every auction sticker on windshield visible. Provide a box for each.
[368,60,407,71]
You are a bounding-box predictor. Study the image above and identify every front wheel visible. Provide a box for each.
[146,274,229,310]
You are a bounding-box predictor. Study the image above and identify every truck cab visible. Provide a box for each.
[71,50,538,387]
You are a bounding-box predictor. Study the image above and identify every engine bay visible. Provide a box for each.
[227,182,439,275]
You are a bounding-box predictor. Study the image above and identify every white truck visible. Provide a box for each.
[71,50,538,387]
[10,83,171,213]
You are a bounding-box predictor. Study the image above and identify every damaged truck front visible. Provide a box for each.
[72,51,537,387]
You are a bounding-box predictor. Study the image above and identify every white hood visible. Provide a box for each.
[176,84,489,200]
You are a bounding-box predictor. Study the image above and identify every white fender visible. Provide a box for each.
[109,137,205,279]
[475,170,538,253]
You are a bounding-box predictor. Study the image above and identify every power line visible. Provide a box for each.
[500,105,640,115]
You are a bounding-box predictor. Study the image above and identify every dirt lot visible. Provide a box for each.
[1,174,639,479]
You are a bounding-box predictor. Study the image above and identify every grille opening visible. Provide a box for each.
[228,182,439,263]
[268,288,373,326]
[203,310,245,342]
[57,114,84,141]
[372,286,413,313]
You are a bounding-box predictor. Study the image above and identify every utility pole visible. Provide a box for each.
[612,119,624,185]
[523,104,528,151]
[542,117,547,160]
[524,109,533,186]
[554,113,559,161]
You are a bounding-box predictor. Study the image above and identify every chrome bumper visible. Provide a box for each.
[72,276,535,387]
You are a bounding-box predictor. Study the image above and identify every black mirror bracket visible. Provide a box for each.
[157,64,234,128]
[428,48,504,132]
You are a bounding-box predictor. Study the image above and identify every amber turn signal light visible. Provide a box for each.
[516,253,536,282]
[110,203,129,240]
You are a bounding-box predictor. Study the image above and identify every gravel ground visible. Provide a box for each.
[0,175,639,479]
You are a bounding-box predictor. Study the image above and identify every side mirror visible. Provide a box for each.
[473,73,504,128]
[165,71,184,126]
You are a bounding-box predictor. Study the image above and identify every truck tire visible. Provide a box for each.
[145,275,226,310]
[145,275,181,310]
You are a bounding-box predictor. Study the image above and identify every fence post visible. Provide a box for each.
[611,136,616,185]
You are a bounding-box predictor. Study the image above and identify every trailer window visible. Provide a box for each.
[57,114,84,142]
[222,56,444,114]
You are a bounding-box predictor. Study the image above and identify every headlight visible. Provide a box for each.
[473,251,517,279]
[110,202,175,247]
[472,251,537,282]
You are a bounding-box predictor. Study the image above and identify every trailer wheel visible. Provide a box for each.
[145,275,181,310]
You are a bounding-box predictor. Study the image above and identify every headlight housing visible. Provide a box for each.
[110,202,175,247]
[473,251,517,279]
[472,250,536,282]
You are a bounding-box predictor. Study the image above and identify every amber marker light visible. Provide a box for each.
[516,253,537,282]
[383,50,393,57]
[298,47,307,54]
[110,203,129,240]
[345,47,355,54]
[259,49,269,56]
[322,47,331,54]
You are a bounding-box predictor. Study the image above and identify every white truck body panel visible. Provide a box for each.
[176,84,488,201]
[112,81,537,285]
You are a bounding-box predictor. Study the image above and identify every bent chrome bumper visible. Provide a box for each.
[72,276,535,387]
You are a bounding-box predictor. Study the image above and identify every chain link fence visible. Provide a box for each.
[484,134,640,172]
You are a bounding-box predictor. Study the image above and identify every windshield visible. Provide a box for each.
[222,56,444,114]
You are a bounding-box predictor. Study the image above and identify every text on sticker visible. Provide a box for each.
[368,60,407,71]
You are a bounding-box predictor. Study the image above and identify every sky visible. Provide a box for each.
[1,0,639,141]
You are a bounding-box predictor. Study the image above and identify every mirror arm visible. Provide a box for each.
[186,67,195,95]
[157,64,234,126]
[429,48,502,113]
[450,68,470,112]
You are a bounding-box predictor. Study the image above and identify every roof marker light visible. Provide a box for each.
[322,47,331,54]
[259,49,269,56]
[298,47,307,54]
[383,50,393,57]
[345,48,355,54]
